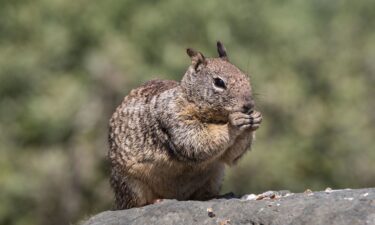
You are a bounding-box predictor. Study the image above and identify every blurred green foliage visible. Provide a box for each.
[0,0,374,224]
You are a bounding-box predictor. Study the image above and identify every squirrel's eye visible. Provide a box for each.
[213,77,226,89]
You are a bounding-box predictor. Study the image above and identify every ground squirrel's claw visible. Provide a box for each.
[229,111,262,131]
[229,112,252,127]
[249,110,262,131]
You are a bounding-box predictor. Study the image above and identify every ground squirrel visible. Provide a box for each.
[108,41,262,209]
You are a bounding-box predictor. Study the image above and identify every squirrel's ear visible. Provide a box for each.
[217,41,229,61]
[186,48,206,71]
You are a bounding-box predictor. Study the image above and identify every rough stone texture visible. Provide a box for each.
[82,188,375,225]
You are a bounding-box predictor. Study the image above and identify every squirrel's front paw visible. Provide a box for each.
[229,111,262,131]
[249,110,262,131]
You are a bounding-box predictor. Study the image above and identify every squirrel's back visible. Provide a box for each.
[126,79,179,102]
[108,79,179,165]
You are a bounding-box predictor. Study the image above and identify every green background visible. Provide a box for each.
[1,0,374,224]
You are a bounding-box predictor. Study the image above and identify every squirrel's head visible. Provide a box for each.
[181,41,254,121]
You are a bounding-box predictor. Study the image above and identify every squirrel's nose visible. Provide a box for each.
[242,100,254,114]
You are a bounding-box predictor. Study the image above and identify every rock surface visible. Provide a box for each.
[82,188,375,225]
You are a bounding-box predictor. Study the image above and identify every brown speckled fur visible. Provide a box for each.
[108,42,262,209]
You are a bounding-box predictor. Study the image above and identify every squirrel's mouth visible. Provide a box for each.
[227,99,255,115]
[227,107,253,115]
[243,108,254,115]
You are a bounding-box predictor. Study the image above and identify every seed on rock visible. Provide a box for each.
[207,208,215,218]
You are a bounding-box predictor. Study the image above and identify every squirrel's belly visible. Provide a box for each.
[127,154,215,199]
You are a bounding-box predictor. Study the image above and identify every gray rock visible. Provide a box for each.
[82,188,375,225]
